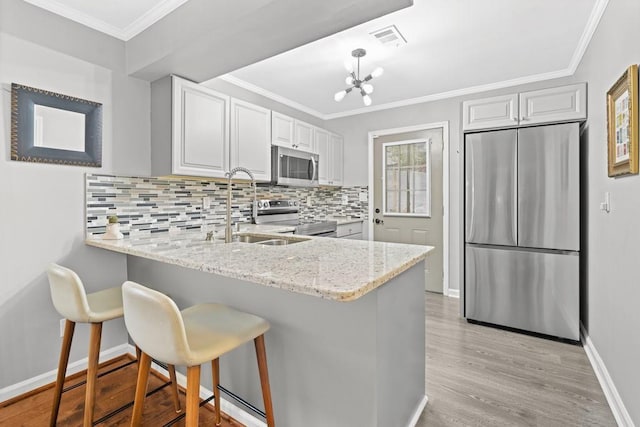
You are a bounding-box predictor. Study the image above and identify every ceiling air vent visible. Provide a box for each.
[370,25,407,47]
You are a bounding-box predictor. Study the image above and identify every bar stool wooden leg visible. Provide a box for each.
[254,335,275,427]
[211,358,221,426]
[131,352,151,426]
[167,364,182,413]
[50,320,75,427]
[186,365,201,427]
[83,322,102,427]
[135,345,141,365]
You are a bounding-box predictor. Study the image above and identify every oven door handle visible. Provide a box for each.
[310,157,317,183]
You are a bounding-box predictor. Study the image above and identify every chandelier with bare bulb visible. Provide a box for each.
[334,48,384,106]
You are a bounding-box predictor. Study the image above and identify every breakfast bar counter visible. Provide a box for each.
[87,230,433,427]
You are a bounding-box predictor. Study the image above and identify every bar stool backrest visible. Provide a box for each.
[47,263,92,323]
[122,281,191,366]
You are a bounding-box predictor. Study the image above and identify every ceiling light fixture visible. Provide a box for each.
[334,48,383,106]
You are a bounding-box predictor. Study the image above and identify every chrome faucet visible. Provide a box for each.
[225,167,256,243]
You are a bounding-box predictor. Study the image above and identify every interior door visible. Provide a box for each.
[373,128,443,293]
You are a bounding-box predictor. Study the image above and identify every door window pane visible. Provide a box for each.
[383,140,431,217]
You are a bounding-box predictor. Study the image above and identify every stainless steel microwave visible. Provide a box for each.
[271,146,318,187]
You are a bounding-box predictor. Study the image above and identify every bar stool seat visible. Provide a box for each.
[46,264,180,427]
[122,281,275,427]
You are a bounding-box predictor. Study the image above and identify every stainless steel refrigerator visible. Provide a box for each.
[464,122,580,341]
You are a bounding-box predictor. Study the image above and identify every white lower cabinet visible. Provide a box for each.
[230,99,271,182]
[337,221,363,239]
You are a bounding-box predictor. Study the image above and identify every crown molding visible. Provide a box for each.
[217,75,326,120]
[221,0,607,121]
[567,0,609,73]
[23,0,189,41]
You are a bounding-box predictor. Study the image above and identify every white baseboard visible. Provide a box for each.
[446,289,460,298]
[127,345,265,427]
[0,343,130,404]
[406,394,428,427]
[580,324,635,427]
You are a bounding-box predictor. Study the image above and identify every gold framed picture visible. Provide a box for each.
[607,64,638,177]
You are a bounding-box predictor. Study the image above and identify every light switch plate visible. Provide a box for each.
[342,195,349,205]
[202,197,210,210]
[359,192,368,202]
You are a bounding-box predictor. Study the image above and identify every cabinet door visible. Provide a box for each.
[519,83,587,125]
[462,94,518,131]
[172,77,229,177]
[294,120,315,153]
[230,99,271,182]
[315,128,330,184]
[271,112,294,148]
[330,133,344,186]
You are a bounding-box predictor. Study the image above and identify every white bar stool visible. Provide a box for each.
[46,264,181,426]
[122,280,275,427]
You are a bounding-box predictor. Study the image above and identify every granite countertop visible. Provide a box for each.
[86,229,432,302]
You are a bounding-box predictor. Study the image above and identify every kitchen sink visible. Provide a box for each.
[233,233,309,245]
[233,234,274,243]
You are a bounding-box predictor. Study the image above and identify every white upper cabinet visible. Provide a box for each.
[462,94,518,131]
[462,83,587,131]
[519,83,587,125]
[316,129,343,186]
[330,133,344,186]
[272,112,317,153]
[315,128,330,183]
[271,112,295,148]
[172,76,229,177]
[294,120,315,153]
[230,99,272,182]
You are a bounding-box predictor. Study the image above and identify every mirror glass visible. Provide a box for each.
[34,105,85,151]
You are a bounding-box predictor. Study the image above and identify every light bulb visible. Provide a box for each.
[371,67,384,78]
[334,90,347,102]
[362,83,374,94]
[345,76,354,85]
[363,95,372,106]
[343,59,354,73]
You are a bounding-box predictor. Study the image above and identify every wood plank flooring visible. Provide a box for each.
[0,355,243,426]
[0,293,617,426]
[417,293,616,426]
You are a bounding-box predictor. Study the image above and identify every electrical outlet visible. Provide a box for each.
[341,195,349,205]
[202,197,210,210]
[359,192,368,202]
[307,196,312,206]
[59,319,65,337]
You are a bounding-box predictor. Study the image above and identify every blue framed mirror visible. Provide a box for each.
[11,83,102,167]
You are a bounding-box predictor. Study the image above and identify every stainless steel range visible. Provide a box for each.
[254,199,337,237]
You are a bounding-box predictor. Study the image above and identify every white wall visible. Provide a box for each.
[0,1,150,388]
[570,0,639,423]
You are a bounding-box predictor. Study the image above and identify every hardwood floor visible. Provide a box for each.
[0,355,243,426]
[417,293,616,426]
[0,294,617,426]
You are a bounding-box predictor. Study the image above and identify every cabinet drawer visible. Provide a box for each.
[337,221,363,238]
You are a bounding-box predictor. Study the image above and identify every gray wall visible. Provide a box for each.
[325,76,574,294]
[0,0,150,388]
[570,0,640,422]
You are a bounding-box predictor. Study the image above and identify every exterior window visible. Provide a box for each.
[382,139,431,217]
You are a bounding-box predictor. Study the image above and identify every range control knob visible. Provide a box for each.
[293,201,298,206]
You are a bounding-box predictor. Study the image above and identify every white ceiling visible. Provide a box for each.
[22,0,607,119]
[22,0,190,40]
[220,0,607,119]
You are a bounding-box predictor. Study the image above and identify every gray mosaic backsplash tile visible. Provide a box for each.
[86,174,368,237]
